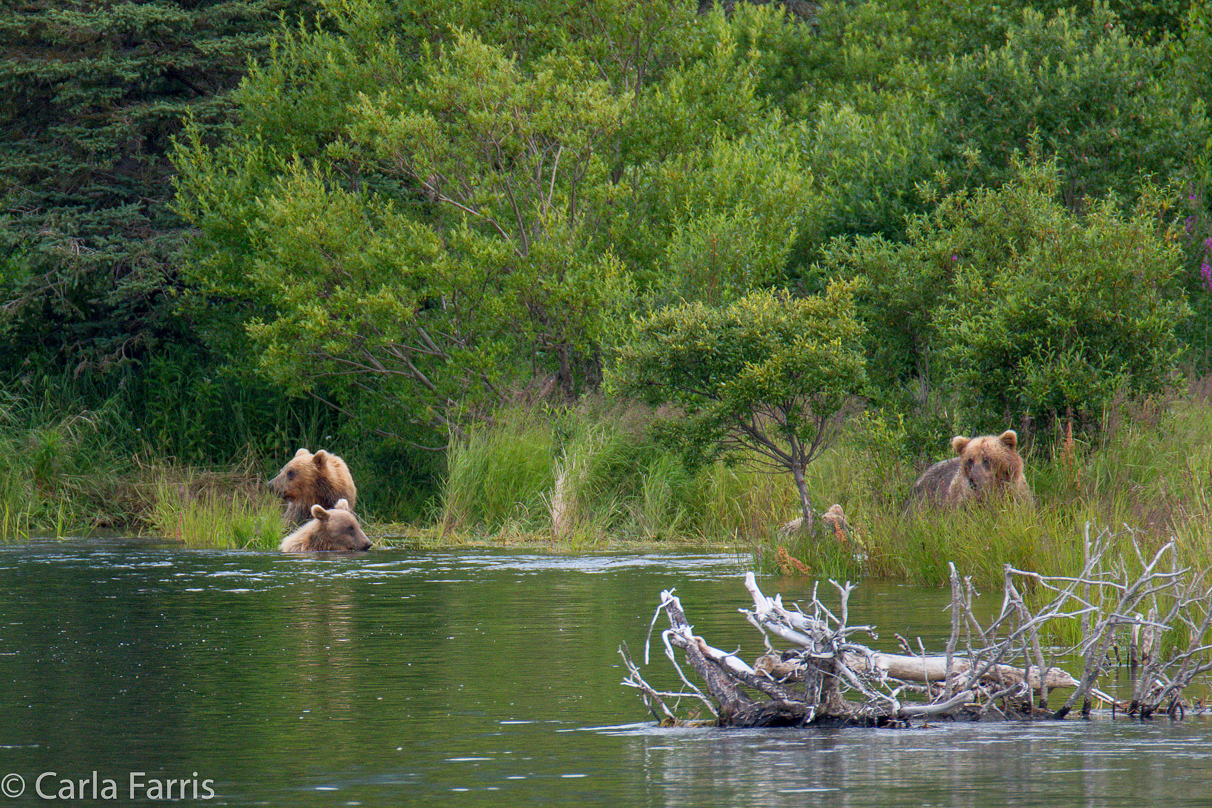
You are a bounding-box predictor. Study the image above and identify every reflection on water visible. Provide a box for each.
[0,540,1208,806]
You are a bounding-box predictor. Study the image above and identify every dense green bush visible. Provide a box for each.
[823,156,1189,440]
[801,93,941,250]
[620,123,817,305]
[937,5,1208,206]
[940,186,1188,436]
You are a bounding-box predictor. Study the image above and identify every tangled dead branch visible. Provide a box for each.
[621,525,1212,727]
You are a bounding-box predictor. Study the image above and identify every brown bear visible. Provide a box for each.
[911,430,1033,508]
[269,447,357,526]
[279,499,372,552]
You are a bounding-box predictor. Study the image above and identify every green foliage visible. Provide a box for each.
[942,197,1188,435]
[0,0,353,489]
[621,123,818,304]
[179,29,632,444]
[5,0,1212,534]
[441,413,556,533]
[768,0,939,115]
[802,94,941,247]
[0,390,132,538]
[611,283,867,522]
[0,0,313,375]
[147,475,287,549]
[620,8,771,165]
[937,5,1208,205]
[438,402,719,542]
[824,155,1189,440]
[1104,0,1197,40]
[1170,4,1212,106]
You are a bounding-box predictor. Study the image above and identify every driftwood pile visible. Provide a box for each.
[621,526,1212,727]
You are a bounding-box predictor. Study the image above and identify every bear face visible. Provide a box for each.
[951,431,1025,501]
[279,498,372,553]
[269,447,357,526]
[911,430,1033,508]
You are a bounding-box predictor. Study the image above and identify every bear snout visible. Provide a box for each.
[967,462,992,492]
[267,472,289,498]
[351,530,373,551]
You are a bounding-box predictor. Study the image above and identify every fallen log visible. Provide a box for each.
[621,526,1212,727]
[757,649,1081,690]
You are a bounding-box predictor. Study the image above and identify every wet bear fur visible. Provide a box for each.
[911,430,1033,508]
[269,447,357,526]
[279,499,372,552]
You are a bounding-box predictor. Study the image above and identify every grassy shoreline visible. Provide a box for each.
[4,385,1210,589]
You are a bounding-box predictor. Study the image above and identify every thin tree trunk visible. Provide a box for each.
[792,463,815,533]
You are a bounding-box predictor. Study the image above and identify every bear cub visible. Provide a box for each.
[911,430,1033,508]
[280,499,372,552]
[270,447,357,526]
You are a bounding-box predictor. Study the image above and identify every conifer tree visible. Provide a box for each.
[0,0,314,375]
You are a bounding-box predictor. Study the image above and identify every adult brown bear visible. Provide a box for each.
[269,448,357,526]
[911,430,1033,508]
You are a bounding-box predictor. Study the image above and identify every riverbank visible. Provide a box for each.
[4,383,1210,588]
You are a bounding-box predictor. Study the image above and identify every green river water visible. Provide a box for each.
[0,540,1209,806]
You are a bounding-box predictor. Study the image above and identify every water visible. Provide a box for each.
[0,540,1209,806]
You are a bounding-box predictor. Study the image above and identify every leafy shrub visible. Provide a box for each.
[937,5,1208,206]
[801,94,942,253]
[823,155,1189,440]
[611,283,867,526]
[622,125,817,305]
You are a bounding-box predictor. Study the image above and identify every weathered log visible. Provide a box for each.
[622,528,1212,728]
[756,650,1080,690]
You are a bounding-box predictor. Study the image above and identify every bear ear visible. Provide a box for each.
[313,449,329,468]
[294,447,310,457]
[333,498,350,511]
[951,436,970,455]
[998,430,1018,449]
[311,504,329,521]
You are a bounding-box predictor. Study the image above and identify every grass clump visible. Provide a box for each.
[0,393,133,538]
[437,400,748,547]
[440,411,557,536]
[144,461,286,549]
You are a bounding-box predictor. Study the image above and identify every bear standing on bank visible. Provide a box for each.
[280,499,372,552]
[911,430,1033,508]
[269,447,358,526]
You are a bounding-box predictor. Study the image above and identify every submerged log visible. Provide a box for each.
[621,527,1212,728]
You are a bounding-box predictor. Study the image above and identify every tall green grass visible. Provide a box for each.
[441,410,556,536]
[145,467,286,549]
[0,387,290,546]
[438,401,755,545]
[0,391,130,538]
[433,386,1212,587]
[437,399,830,547]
